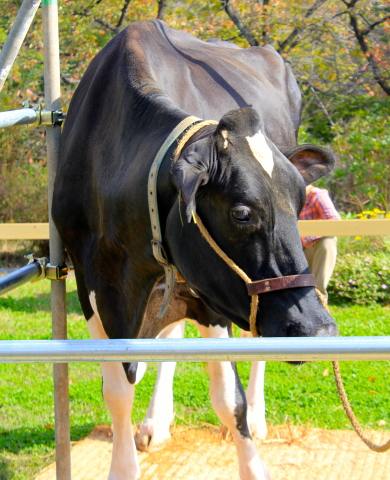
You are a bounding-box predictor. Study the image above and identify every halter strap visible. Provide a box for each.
[247,274,315,295]
[148,115,200,318]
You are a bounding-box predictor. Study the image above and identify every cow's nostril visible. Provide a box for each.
[316,322,339,337]
[285,323,305,337]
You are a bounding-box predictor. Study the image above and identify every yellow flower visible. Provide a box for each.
[373,208,385,214]
[355,236,361,241]
[386,213,390,219]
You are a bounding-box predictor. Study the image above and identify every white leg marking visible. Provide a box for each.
[88,291,140,480]
[240,330,268,440]
[246,130,274,177]
[246,361,267,440]
[133,362,147,385]
[136,321,185,452]
[195,323,270,480]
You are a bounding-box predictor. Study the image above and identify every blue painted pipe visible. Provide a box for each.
[0,262,42,296]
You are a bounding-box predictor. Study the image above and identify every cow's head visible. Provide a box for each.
[166,107,337,338]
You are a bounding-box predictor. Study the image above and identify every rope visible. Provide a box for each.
[173,118,390,451]
[332,361,390,452]
[172,119,259,337]
[195,214,259,338]
[316,289,390,452]
[172,120,218,164]
[196,211,390,451]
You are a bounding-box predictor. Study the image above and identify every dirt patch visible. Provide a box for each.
[35,424,390,480]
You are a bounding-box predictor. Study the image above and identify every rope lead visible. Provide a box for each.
[173,118,390,451]
[319,289,390,452]
[332,361,390,452]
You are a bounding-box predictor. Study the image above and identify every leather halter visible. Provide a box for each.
[148,116,317,331]
[147,116,200,318]
[247,274,315,295]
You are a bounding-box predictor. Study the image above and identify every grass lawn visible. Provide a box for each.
[0,278,389,479]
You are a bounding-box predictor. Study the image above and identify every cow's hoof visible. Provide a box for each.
[247,407,268,440]
[135,419,172,452]
[135,432,152,452]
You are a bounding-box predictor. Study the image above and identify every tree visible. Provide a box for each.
[0,0,389,220]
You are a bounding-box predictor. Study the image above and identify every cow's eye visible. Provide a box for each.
[231,207,252,222]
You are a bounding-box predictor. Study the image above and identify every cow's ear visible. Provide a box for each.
[171,152,209,223]
[279,144,336,185]
[214,107,263,152]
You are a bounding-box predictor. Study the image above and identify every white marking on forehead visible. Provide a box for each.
[221,129,229,149]
[246,131,274,177]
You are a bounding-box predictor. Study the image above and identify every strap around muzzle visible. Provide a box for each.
[246,274,315,295]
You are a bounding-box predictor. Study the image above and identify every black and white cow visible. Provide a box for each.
[52,20,338,480]
[136,283,268,455]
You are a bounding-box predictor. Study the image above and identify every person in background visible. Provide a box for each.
[299,184,341,301]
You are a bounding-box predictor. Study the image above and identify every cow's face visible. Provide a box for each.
[167,108,337,338]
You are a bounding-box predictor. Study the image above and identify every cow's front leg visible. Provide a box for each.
[87,303,140,480]
[246,361,267,440]
[101,361,139,480]
[195,323,271,480]
[240,330,267,440]
[136,320,185,452]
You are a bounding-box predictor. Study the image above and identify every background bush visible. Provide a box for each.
[329,250,390,305]
[327,212,390,306]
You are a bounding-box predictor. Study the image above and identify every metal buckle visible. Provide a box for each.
[151,239,170,267]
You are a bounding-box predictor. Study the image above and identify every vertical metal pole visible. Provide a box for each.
[0,0,41,91]
[42,1,71,479]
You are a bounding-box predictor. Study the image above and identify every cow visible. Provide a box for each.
[135,281,268,456]
[136,283,268,453]
[52,19,338,480]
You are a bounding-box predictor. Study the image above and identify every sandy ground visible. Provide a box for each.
[35,424,390,480]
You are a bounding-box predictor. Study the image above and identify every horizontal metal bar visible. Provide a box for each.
[0,108,37,128]
[0,262,42,296]
[0,337,389,363]
[1,219,390,240]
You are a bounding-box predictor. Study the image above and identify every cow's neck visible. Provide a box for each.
[148,116,201,318]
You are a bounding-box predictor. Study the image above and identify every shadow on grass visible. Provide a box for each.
[0,425,95,456]
[0,425,95,480]
[0,427,56,455]
[0,291,83,315]
[0,458,12,480]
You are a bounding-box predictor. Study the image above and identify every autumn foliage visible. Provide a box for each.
[0,0,389,222]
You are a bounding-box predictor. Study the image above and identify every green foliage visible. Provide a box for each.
[329,251,390,305]
[0,1,389,219]
[299,97,390,212]
[0,158,48,223]
[324,211,390,305]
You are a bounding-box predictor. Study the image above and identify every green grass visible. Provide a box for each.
[0,278,389,479]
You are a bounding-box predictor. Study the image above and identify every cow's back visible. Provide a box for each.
[52,20,303,322]
[120,20,301,144]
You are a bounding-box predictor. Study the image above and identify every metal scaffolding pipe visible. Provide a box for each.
[0,337,389,363]
[42,1,70,479]
[0,262,42,296]
[0,107,56,129]
[0,0,41,91]
[0,108,37,128]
